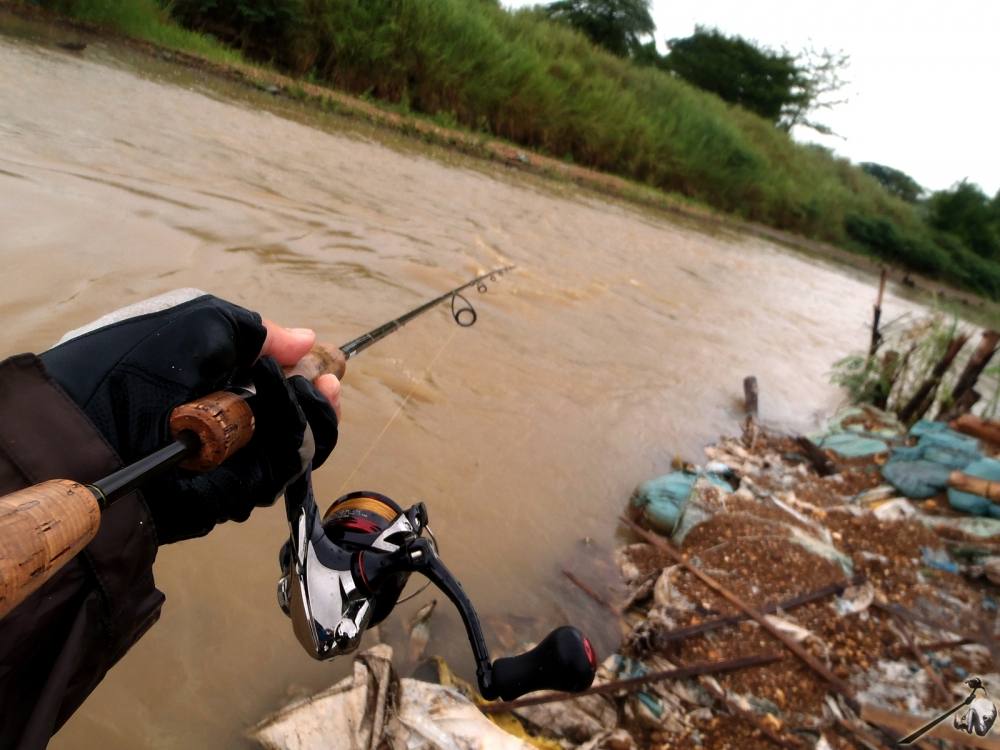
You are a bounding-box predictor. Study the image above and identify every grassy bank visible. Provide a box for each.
[23,0,1000,298]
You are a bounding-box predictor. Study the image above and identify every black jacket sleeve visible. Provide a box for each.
[0,355,163,749]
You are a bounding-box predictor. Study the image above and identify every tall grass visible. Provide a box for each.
[40,0,242,63]
[36,0,1000,298]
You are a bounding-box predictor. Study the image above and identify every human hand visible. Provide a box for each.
[40,290,341,543]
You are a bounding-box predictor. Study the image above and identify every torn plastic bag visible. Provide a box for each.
[249,644,533,750]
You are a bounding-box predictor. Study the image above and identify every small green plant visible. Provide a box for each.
[830,354,885,406]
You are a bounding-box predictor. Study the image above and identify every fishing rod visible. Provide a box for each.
[339,265,515,359]
[0,266,515,619]
[0,262,596,701]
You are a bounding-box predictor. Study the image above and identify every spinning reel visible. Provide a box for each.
[277,476,597,701]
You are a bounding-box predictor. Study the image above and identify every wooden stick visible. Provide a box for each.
[621,517,860,711]
[916,638,975,652]
[562,569,619,614]
[794,436,838,476]
[873,601,1000,666]
[479,652,783,713]
[951,413,1000,447]
[949,470,1000,502]
[743,376,760,449]
[650,574,866,648]
[869,268,888,358]
[898,334,969,424]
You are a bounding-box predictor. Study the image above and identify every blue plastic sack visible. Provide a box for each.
[881,459,953,499]
[632,471,730,534]
[816,432,888,458]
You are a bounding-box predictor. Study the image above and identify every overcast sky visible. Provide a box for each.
[503,0,1000,196]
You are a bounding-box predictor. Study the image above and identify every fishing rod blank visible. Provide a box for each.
[0,266,515,619]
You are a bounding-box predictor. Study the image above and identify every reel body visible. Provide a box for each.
[277,478,597,701]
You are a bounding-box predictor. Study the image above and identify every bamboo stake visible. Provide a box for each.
[898,335,969,424]
[942,330,1000,420]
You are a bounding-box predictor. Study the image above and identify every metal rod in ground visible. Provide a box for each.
[479,652,783,713]
[621,516,860,713]
[652,574,866,648]
[562,569,619,614]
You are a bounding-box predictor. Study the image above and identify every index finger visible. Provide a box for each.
[260,319,316,366]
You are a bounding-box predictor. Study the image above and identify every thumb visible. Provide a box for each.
[260,320,316,366]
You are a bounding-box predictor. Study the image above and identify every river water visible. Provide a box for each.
[0,33,932,748]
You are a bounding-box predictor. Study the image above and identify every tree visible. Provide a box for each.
[661,27,848,134]
[662,27,803,121]
[927,181,1000,260]
[778,45,849,134]
[860,162,925,203]
[544,0,655,58]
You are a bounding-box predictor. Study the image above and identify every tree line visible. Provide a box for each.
[544,0,1000,266]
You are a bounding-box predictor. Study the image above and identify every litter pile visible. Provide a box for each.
[612,406,1000,749]
[250,404,1000,750]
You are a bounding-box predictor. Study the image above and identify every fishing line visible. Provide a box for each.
[332,265,514,492]
[337,324,460,496]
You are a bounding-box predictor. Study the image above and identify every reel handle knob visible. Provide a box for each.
[488,626,596,701]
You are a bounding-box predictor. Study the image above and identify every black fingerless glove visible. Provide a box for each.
[40,294,338,544]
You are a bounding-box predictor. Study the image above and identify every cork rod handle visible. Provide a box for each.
[0,480,101,619]
[167,345,344,471]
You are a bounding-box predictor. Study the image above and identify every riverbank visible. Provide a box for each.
[245,411,1000,750]
[3,1,999,317]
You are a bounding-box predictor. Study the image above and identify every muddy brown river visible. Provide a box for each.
[0,32,935,748]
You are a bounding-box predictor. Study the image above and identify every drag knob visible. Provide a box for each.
[488,626,596,701]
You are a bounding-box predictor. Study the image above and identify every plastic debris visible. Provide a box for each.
[871,497,918,521]
[833,582,875,616]
[248,645,534,750]
[814,431,888,458]
[631,471,731,534]
[921,547,960,574]
[407,599,437,664]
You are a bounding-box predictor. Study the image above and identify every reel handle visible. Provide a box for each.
[488,626,597,701]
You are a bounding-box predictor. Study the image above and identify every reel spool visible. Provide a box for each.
[321,492,414,627]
